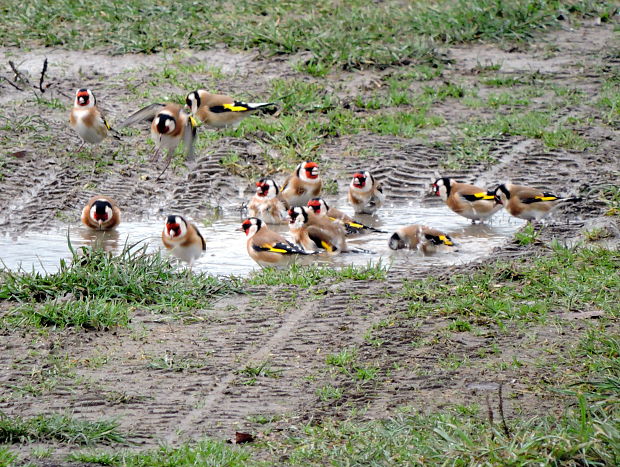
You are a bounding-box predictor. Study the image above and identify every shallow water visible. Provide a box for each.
[0,202,525,276]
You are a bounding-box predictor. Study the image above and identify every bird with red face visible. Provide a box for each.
[69,89,113,152]
[247,178,288,225]
[161,215,206,266]
[348,170,385,215]
[81,196,121,231]
[280,161,322,208]
[240,217,314,267]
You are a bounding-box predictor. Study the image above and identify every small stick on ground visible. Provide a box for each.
[498,383,511,439]
[39,58,48,94]
[485,393,495,441]
[0,75,23,91]
[8,61,30,85]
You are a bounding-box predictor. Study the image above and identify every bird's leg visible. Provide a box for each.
[75,141,85,153]
[150,147,161,162]
[156,151,174,181]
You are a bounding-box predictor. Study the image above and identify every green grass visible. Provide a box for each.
[597,79,620,125]
[67,438,254,466]
[0,1,614,71]
[0,242,235,315]
[403,244,619,323]
[246,262,387,287]
[5,299,130,330]
[463,110,590,150]
[0,413,126,445]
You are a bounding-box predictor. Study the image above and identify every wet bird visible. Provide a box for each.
[306,198,384,235]
[161,215,206,266]
[348,170,385,215]
[240,217,314,267]
[247,178,288,225]
[388,224,455,254]
[288,206,347,254]
[432,177,502,223]
[493,183,581,222]
[69,89,115,151]
[186,90,277,129]
[281,161,322,207]
[119,103,196,178]
[81,195,121,230]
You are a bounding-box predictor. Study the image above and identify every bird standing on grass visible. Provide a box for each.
[186,90,277,129]
[432,177,502,223]
[69,89,115,152]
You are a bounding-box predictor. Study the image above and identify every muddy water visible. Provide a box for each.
[0,202,525,276]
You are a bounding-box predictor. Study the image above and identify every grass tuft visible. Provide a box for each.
[0,413,126,445]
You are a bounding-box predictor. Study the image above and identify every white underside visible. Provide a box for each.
[72,110,106,144]
[168,243,203,265]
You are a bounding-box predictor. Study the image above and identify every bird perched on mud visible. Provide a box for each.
[240,217,314,267]
[348,170,385,215]
[69,89,115,151]
[81,195,121,230]
[306,198,384,235]
[119,103,196,178]
[432,177,502,223]
[161,215,206,266]
[388,225,455,254]
[247,178,288,225]
[185,90,277,129]
[280,161,322,207]
[288,206,347,254]
[493,183,581,222]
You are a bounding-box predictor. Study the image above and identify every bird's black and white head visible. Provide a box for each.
[493,184,511,205]
[240,217,262,238]
[431,177,453,200]
[75,88,96,108]
[307,198,329,216]
[288,206,308,228]
[351,170,373,191]
[298,161,319,181]
[388,232,406,250]
[164,215,188,239]
[185,90,202,115]
[89,199,113,227]
[255,178,279,198]
[154,112,177,135]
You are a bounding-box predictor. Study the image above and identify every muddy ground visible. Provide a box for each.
[0,21,618,464]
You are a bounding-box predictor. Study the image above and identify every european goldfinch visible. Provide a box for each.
[161,215,206,266]
[247,178,288,225]
[432,177,502,223]
[306,198,384,235]
[281,161,322,207]
[119,103,196,178]
[69,89,113,151]
[288,206,347,254]
[388,225,455,254]
[494,183,581,222]
[186,90,277,129]
[240,217,314,267]
[348,170,385,215]
[81,195,121,231]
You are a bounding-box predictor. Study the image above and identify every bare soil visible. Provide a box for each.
[0,22,618,464]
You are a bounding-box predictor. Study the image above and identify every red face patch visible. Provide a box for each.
[166,223,180,236]
[241,220,252,235]
[93,212,108,221]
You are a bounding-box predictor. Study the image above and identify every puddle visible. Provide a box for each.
[0,201,525,277]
